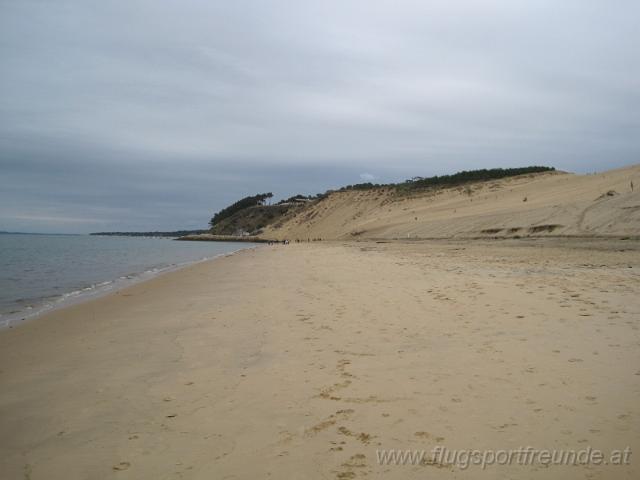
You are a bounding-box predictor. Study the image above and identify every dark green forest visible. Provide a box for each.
[209,193,273,228]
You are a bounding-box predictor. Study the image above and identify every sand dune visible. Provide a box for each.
[265,164,640,240]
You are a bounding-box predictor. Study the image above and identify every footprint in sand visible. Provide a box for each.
[341,453,367,468]
[337,426,374,444]
[112,462,131,471]
[336,472,356,479]
[306,409,355,435]
[316,379,352,401]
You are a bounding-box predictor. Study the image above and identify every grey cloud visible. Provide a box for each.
[1,0,638,232]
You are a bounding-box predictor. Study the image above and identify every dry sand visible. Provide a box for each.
[1,239,639,479]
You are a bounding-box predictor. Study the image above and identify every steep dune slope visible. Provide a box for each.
[264,164,640,240]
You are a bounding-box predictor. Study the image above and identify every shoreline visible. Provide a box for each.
[0,243,261,330]
[1,240,638,479]
[177,234,272,242]
[4,237,636,330]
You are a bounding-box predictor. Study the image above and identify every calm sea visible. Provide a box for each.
[0,234,257,327]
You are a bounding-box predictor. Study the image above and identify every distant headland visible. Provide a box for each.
[89,230,209,238]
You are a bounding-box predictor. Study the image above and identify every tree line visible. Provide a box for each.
[339,166,555,192]
[209,192,273,227]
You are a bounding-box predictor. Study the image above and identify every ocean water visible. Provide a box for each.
[0,234,257,327]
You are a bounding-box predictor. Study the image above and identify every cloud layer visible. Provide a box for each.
[1,0,638,232]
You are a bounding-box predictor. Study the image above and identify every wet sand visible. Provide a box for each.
[1,240,639,479]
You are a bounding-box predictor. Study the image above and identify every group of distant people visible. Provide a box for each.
[267,239,290,245]
[267,238,322,245]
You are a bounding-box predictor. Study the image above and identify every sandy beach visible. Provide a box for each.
[1,240,639,479]
[4,1,640,478]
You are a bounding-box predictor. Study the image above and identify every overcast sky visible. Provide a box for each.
[1,0,638,233]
